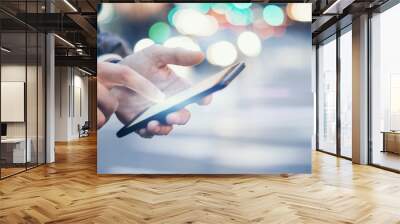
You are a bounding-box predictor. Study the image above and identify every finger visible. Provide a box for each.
[158,125,173,135]
[147,120,161,134]
[138,128,154,138]
[98,62,165,102]
[97,108,106,129]
[166,109,191,125]
[146,121,173,135]
[146,45,204,67]
[197,95,212,106]
[97,82,118,120]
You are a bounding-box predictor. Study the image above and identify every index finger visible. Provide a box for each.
[145,45,205,67]
[97,62,165,102]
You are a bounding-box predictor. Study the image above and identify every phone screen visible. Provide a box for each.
[118,62,245,137]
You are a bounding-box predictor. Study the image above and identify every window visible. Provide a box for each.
[340,28,352,158]
[318,37,337,154]
[371,3,400,171]
[0,1,46,179]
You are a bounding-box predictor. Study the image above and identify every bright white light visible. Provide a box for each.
[133,38,154,53]
[287,3,312,22]
[98,3,114,24]
[168,65,193,78]
[164,36,201,51]
[63,0,78,12]
[237,31,262,57]
[77,67,93,76]
[173,9,218,36]
[54,34,75,48]
[206,41,237,66]
[1,47,11,53]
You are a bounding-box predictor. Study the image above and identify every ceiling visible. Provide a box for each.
[310,0,390,43]
[0,0,395,72]
[0,0,99,72]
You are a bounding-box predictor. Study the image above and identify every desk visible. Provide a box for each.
[1,138,31,163]
[382,131,400,154]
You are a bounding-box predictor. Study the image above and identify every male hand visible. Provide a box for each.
[112,45,212,138]
[97,62,165,129]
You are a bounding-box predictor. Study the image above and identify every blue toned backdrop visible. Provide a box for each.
[98,3,313,174]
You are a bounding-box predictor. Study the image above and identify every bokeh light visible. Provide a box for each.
[133,38,154,53]
[206,41,237,66]
[237,31,262,57]
[167,6,180,26]
[148,22,171,43]
[263,5,285,26]
[164,36,201,51]
[174,9,218,36]
[252,19,274,39]
[208,9,230,27]
[211,3,233,14]
[226,8,253,26]
[287,3,311,22]
[183,3,213,14]
[232,3,252,9]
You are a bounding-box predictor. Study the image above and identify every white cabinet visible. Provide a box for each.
[1,138,31,163]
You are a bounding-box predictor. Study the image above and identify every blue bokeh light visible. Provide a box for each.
[263,5,285,26]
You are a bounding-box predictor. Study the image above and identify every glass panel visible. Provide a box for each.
[318,37,337,154]
[38,32,45,165]
[26,0,39,169]
[340,29,352,158]
[27,31,38,169]
[0,0,46,178]
[371,4,400,171]
[1,31,27,177]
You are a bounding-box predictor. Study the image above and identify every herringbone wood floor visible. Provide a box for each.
[1,135,400,224]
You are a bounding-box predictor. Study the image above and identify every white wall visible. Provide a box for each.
[54,67,89,141]
[55,66,69,141]
[1,65,26,139]
[1,65,41,137]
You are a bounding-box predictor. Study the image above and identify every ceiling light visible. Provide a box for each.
[63,0,78,12]
[54,34,75,48]
[78,67,93,76]
[323,0,354,15]
[1,47,11,53]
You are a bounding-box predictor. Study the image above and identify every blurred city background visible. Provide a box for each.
[98,3,313,174]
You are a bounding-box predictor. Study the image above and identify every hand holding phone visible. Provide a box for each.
[117,62,246,137]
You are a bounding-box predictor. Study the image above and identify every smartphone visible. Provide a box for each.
[117,62,246,137]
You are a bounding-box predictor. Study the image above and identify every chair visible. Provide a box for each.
[78,121,90,138]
